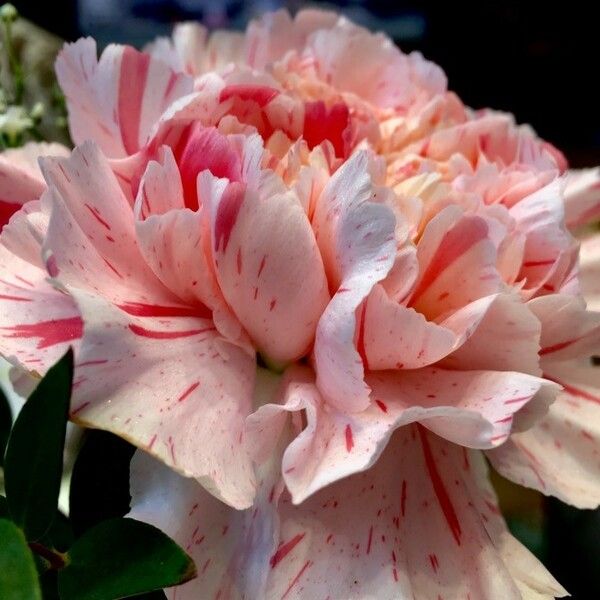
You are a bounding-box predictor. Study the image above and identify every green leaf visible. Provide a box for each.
[58,518,196,600]
[0,518,42,600]
[69,430,136,536]
[40,511,74,553]
[0,385,12,466]
[4,349,73,541]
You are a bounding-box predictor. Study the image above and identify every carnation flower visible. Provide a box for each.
[1,8,599,599]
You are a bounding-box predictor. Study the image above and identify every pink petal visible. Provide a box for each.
[129,427,564,599]
[129,447,278,600]
[204,171,329,363]
[362,284,458,369]
[312,151,396,411]
[267,427,555,599]
[70,291,256,509]
[488,359,600,509]
[247,365,550,504]
[579,232,600,311]
[510,181,577,297]
[40,142,177,305]
[0,203,81,372]
[563,168,600,229]
[410,206,501,319]
[0,143,70,229]
[442,293,542,374]
[134,159,248,348]
[55,38,193,158]
[529,294,600,362]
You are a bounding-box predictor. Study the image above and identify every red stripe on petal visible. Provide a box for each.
[219,84,279,108]
[270,533,305,568]
[418,426,462,546]
[1,317,83,349]
[118,301,211,319]
[213,182,246,252]
[118,47,150,154]
[411,217,489,306]
[127,324,214,339]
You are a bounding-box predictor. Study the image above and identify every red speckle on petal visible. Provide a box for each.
[177,381,200,403]
[270,533,305,568]
[345,424,354,452]
[375,399,388,413]
[366,526,373,554]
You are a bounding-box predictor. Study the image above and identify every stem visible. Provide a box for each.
[29,542,68,570]
[1,8,24,104]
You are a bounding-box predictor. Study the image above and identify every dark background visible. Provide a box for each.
[9,0,600,597]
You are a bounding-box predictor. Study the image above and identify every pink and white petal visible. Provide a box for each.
[41,142,176,304]
[0,244,83,375]
[370,368,553,449]
[55,38,193,157]
[361,284,458,370]
[266,427,530,600]
[0,142,70,228]
[245,9,337,70]
[510,181,576,296]
[247,366,549,505]
[488,358,600,509]
[0,207,81,373]
[134,146,185,218]
[529,294,600,362]
[130,424,562,599]
[135,205,249,349]
[128,448,278,600]
[70,290,256,509]
[563,168,600,229]
[306,18,444,109]
[442,293,542,374]
[204,172,329,363]
[579,232,600,311]
[409,207,501,320]
[312,151,396,412]
[462,449,567,599]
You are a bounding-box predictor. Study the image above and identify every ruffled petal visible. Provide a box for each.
[247,365,551,504]
[129,448,277,599]
[409,206,501,320]
[129,426,564,599]
[313,151,396,411]
[40,142,177,305]
[55,38,193,157]
[563,168,600,229]
[579,232,600,311]
[487,359,600,509]
[0,202,81,373]
[0,142,69,229]
[70,290,256,509]
[203,169,329,363]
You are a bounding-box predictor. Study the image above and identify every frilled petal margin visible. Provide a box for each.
[246,366,554,504]
[129,425,565,599]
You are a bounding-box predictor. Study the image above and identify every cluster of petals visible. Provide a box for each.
[1,9,599,599]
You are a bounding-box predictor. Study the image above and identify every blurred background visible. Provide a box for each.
[4,0,600,597]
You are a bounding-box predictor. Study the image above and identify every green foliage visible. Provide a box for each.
[0,519,42,600]
[0,349,196,599]
[58,519,196,600]
[4,350,73,540]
